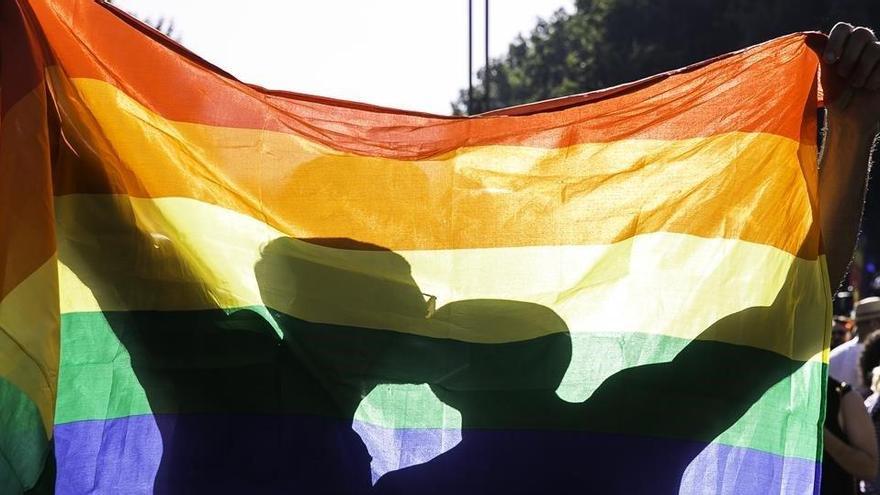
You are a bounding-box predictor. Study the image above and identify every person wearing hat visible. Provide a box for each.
[833,315,855,350]
[830,297,880,396]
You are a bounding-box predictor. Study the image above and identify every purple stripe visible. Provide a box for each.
[359,425,820,495]
[55,415,818,494]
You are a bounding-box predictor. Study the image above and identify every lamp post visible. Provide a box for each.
[484,0,489,113]
[468,0,473,115]
[467,0,489,115]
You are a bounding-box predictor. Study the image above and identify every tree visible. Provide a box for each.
[454,0,880,114]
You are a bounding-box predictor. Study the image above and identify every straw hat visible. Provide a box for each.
[853,296,880,323]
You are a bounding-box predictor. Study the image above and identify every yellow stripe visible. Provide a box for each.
[0,257,59,433]
[57,195,828,362]
[51,74,819,256]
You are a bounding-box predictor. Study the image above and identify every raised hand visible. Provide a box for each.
[823,23,880,133]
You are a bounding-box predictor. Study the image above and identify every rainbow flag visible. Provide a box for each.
[1,0,831,493]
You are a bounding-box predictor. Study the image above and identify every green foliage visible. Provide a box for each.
[453,0,880,114]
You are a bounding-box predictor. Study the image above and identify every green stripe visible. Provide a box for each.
[57,307,821,461]
[357,333,823,462]
[0,377,48,493]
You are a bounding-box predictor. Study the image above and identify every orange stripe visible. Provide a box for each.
[50,76,820,257]
[28,0,819,160]
[0,85,56,301]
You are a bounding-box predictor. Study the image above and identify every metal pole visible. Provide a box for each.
[467,0,473,115]
[484,0,489,112]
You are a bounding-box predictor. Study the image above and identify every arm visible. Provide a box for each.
[819,23,880,290]
[823,390,879,480]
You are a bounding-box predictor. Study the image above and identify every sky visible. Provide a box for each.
[111,0,574,115]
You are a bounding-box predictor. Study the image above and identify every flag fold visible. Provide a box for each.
[0,1,829,493]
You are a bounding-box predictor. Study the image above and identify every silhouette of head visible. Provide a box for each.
[255,237,429,322]
[254,236,445,397]
[427,299,571,411]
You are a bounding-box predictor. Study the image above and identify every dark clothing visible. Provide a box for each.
[823,378,857,495]
[863,392,880,495]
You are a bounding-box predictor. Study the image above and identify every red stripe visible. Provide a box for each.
[28,0,820,160]
[2,0,45,116]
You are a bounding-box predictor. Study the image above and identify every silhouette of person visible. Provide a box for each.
[59,197,443,494]
[375,264,814,494]
[53,105,821,493]
[60,198,820,495]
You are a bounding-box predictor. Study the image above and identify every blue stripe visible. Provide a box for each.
[55,414,818,494]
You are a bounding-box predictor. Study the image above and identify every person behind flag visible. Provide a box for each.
[833,315,854,350]
[860,332,880,494]
[822,378,878,495]
[793,22,880,494]
[9,5,880,490]
[831,296,880,395]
